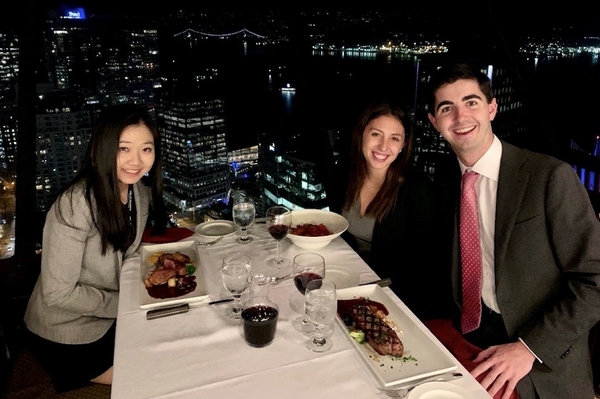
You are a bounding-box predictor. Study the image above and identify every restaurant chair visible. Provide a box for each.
[0,254,111,398]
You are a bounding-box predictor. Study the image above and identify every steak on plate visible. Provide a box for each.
[342,299,404,357]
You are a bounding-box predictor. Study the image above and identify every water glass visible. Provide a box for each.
[304,280,337,352]
[232,196,255,244]
[221,254,252,319]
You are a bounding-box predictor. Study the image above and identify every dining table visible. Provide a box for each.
[112,222,493,399]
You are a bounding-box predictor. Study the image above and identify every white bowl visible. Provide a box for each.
[287,209,349,249]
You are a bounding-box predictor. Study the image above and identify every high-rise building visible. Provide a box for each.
[43,7,160,110]
[0,29,19,178]
[43,8,95,92]
[259,132,331,211]
[155,90,230,214]
[34,89,92,212]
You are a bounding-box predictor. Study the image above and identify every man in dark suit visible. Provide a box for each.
[427,62,600,399]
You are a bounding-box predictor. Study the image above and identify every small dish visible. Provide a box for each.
[195,220,237,238]
[408,381,476,399]
[323,265,360,289]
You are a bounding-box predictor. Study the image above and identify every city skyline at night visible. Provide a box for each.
[0,5,600,257]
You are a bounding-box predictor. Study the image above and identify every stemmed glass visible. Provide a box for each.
[291,253,325,332]
[221,254,252,319]
[304,280,337,352]
[232,196,255,244]
[265,205,292,268]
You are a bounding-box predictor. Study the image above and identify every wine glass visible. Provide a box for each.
[232,196,255,244]
[291,253,325,332]
[265,205,292,268]
[221,254,252,319]
[304,280,337,352]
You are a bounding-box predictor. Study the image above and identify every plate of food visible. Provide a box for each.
[323,265,360,289]
[336,285,456,388]
[409,382,477,399]
[139,241,209,309]
[194,220,238,238]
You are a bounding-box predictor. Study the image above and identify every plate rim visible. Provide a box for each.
[324,264,360,289]
[194,220,238,238]
[409,381,477,399]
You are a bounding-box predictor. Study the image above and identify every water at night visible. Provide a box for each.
[221,45,600,156]
[221,47,423,151]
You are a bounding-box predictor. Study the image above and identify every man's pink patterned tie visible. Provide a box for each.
[460,170,482,334]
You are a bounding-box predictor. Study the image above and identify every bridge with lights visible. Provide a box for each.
[173,28,266,40]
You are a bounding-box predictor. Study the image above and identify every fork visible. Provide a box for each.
[269,273,295,286]
[195,236,223,247]
[378,372,463,398]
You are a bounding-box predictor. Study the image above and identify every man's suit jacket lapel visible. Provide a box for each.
[494,142,530,285]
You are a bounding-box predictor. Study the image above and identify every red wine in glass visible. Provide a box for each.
[294,272,323,294]
[268,224,289,241]
[266,206,292,268]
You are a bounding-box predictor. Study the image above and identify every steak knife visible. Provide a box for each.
[146,298,234,320]
[359,278,392,288]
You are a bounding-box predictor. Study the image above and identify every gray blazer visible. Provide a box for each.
[24,181,150,344]
[440,141,600,399]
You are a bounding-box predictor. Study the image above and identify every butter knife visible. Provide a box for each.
[146,298,234,320]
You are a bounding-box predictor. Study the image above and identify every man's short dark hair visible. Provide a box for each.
[428,63,494,113]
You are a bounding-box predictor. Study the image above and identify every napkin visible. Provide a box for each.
[142,227,194,243]
[423,319,520,399]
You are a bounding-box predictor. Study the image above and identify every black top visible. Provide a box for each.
[326,157,453,320]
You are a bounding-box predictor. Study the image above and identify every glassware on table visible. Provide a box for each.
[221,254,252,319]
[241,273,279,348]
[304,280,337,352]
[265,205,292,268]
[291,252,325,333]
[232,196,255,244]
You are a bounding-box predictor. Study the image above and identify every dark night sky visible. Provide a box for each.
[7,3,598,40]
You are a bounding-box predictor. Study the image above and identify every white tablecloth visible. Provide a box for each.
[112,224,492,398]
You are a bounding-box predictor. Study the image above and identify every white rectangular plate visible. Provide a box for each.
[139,241,209,309]
[336,285,457,388]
